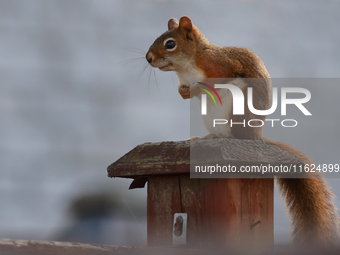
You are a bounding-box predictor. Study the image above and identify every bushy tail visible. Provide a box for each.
[264,139,339,246]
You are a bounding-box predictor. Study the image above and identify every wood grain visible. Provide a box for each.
[147,176,274,252]
[107,138,297,252]
[107,138,304,179]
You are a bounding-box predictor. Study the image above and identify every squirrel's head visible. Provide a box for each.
[146,16,207,72]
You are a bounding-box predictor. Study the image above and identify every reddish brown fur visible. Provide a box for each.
[146,16,340,246]
[265,139,339,246]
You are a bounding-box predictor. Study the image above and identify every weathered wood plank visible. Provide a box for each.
[108,141,190,178]
[147,176,182,246]
[179,177,273,252]
[107,139,303,178]
[146,176,274,252]
[108,139,284,251]
[0,239,133,254]
[2,238,339,255]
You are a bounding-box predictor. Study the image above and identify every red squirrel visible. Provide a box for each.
[146,16,339,246]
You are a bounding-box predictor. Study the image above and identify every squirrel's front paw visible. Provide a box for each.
[178,85,191,99]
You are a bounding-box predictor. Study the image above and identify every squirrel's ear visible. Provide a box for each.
[168,18,179,30]
[179,16,192,31]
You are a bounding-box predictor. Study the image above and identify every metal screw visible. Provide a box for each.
[251,219,262,229]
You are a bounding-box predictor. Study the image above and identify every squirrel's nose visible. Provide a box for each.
[146,52,153,64]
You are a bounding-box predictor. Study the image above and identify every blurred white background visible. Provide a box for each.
[0,0,339,246]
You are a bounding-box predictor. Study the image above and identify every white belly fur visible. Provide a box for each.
[176,66,206,87]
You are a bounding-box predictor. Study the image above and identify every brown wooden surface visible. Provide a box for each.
[107,139,303,179]
[107,139,293,252]
[147,176,274,253]
[0,239,133,255]
[108,141,190,178]
[1,238,339,255]
[147,176,183,246]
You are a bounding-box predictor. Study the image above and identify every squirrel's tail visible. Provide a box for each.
[264,139,339,246]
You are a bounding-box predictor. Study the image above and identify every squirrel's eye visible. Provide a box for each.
[164,39,176,51]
